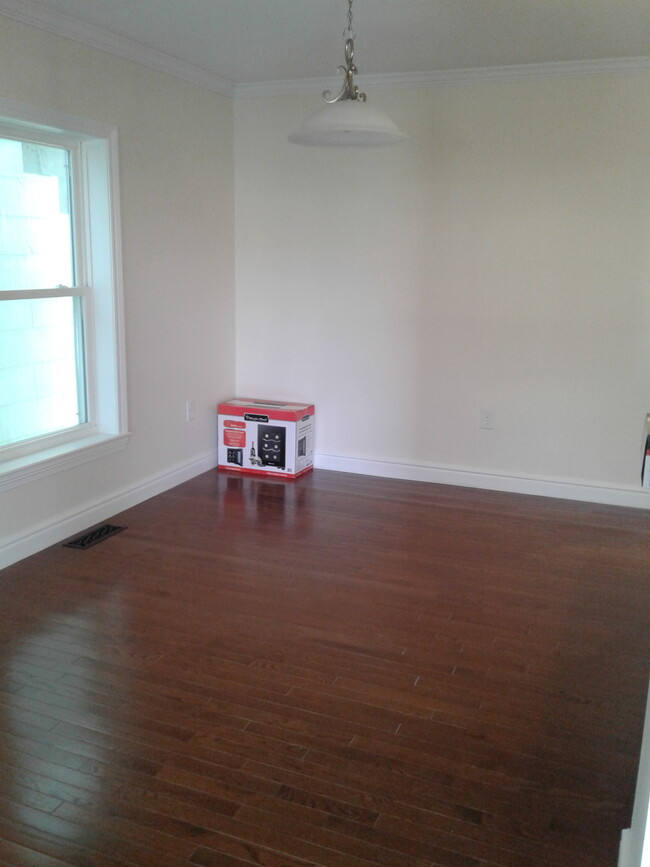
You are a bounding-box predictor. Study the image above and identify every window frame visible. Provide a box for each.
[0,99,129,491]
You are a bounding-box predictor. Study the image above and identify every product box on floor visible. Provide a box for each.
[217,398,315,478]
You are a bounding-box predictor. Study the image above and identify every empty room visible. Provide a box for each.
[0,1,649,865]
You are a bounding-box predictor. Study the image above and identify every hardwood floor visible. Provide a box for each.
[0,468,649,866]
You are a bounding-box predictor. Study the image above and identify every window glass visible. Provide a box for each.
[0,296,85,447]
[0,135,84,448]
[0,137,74,291]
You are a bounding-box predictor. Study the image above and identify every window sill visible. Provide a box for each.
[0,432,131,492]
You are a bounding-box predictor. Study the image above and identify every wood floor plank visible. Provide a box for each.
[52,800,200,860]
[233,804,437,867]
[0,801,141,867]
[0,837,80,867]
[1,468,648,866]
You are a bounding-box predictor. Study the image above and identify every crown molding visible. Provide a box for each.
[0,0,236,97]
[236,55,650,97]
[1,0,647,101]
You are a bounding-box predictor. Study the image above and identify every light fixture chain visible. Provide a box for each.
[323,0,365,103]
[288,0,407,144]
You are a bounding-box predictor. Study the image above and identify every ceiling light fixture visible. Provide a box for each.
[289,0,407,147]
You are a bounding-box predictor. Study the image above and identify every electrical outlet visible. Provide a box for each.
[480,408,495,430]
[186,400,195,422]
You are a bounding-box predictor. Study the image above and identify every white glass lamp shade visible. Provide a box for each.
[289,99,407,147]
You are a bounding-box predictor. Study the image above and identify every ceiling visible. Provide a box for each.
[2,0,649,94]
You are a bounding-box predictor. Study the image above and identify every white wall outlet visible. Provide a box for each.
[186,400,195,422]
[480,408,495,430]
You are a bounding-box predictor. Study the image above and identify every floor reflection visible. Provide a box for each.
[0,585,131,858]
[219,472,312,533]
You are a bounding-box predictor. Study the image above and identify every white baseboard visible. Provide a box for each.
[0,451,217,570]
[618,828,632,867]
[4,450,649,571]
[617,682,650,867]
[314,453,650,510]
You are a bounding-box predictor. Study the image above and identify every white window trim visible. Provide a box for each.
[0,98,129,492]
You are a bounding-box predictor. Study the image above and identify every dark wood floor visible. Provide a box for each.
[0,469,649,867]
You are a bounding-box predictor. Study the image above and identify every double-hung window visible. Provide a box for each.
[0,100,128,490]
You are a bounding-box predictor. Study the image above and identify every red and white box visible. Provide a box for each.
[218,398,315,478]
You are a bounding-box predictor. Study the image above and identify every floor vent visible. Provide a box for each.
[63,524,126,549]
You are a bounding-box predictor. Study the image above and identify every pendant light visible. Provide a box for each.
[289,0,407,147]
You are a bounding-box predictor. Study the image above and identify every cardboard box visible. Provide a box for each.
[218,398,315,478]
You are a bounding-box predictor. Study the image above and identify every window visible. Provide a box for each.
[0,100,128,490]
[1,138,84,448]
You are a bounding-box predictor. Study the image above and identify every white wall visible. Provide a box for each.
[1,16,649,569]
[0,16,235,565]
[235,75,650,497]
